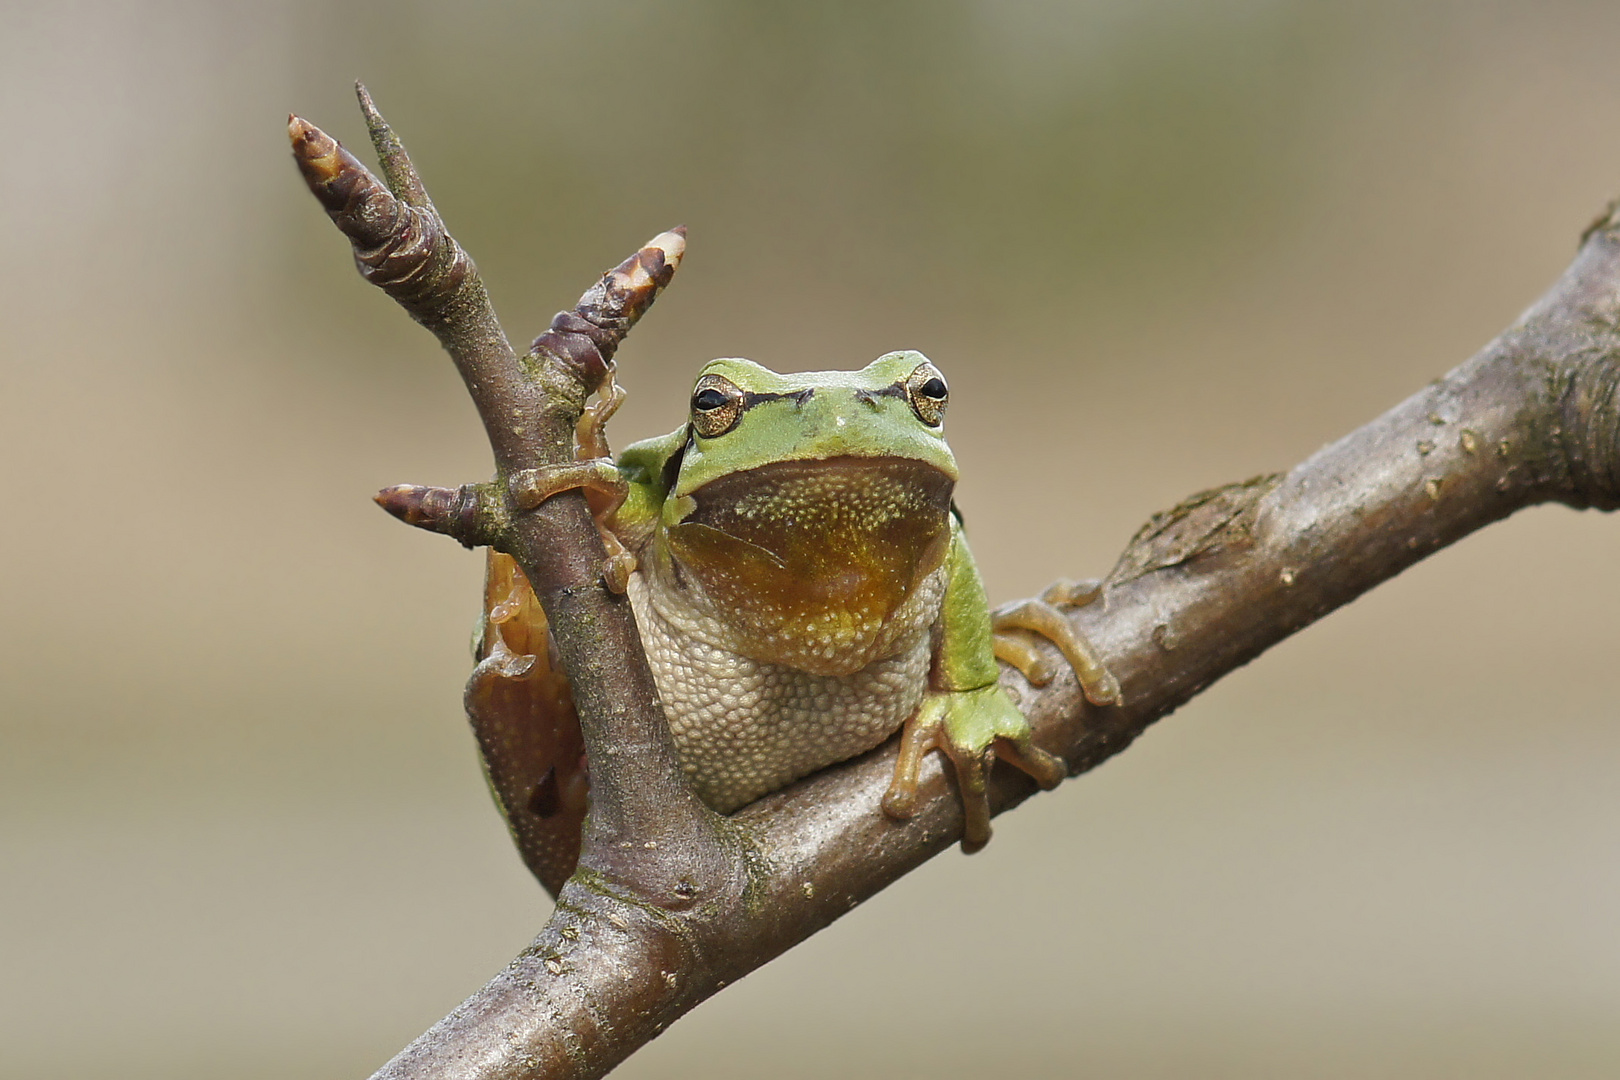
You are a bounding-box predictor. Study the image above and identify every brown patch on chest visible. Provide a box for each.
[663,456,954,673]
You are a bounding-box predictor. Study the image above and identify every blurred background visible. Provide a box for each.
[3,1,1619,1076]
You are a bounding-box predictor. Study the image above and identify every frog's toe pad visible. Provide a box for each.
[881,784,920,821]
[996,736,1066,790]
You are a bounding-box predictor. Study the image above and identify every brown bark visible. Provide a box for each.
[291,90,1620,1079]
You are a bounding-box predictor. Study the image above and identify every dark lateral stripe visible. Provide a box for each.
[741,388,815,409]
[853,383,907,405]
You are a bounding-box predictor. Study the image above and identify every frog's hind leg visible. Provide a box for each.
[993,579,1122,707]
[468,551,590,897]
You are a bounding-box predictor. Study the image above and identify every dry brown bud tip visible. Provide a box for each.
[647,227,687,272]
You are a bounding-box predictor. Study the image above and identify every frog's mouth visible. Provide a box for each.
[664,456,955,654]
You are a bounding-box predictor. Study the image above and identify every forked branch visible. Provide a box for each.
[291,89,1620,1079]
[293,88,725,912]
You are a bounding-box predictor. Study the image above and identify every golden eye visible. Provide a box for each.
[690,374,745,437]
[904,363,948,427]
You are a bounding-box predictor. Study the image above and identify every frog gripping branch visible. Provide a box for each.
[294,87,1108,902]
[293,89,1620,1080]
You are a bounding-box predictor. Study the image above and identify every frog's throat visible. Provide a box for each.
[661,456,954,668]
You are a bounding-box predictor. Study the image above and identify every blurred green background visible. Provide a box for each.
[3,1,1619,1076]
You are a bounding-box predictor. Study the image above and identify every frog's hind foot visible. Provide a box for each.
[992,579,1122,707]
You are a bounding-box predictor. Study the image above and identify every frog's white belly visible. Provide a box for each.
[627,570,941,812]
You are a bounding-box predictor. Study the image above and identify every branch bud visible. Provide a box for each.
[531,227,687,391]
[374,483,496,548]
[288,115,474,316]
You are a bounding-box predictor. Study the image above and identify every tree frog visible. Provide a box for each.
[470,351,1119,894]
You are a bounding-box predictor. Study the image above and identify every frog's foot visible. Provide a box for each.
[507,460,636,593]
[882,685,1068,853]
[992,579,1121,707]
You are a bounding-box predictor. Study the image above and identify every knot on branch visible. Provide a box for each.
[1552,354,1620,510]
[288,116,475,317]
[531,228,686,391]
[1108,474,1282,585]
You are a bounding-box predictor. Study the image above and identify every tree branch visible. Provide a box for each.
[291,87,733,910]
[292,92,1620,1078]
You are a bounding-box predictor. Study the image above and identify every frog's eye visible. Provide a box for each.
[904,363,949,427]
[690,373,746,437]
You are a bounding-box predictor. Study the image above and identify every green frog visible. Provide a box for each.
[470,352,1119,894]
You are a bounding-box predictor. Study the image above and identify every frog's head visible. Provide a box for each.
[670,350,958,497]
[658,351,961,670]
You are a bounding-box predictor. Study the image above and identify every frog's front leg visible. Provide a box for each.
[881,524,1069,851]
[506,377,636,593]
[883,683,1067,851]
